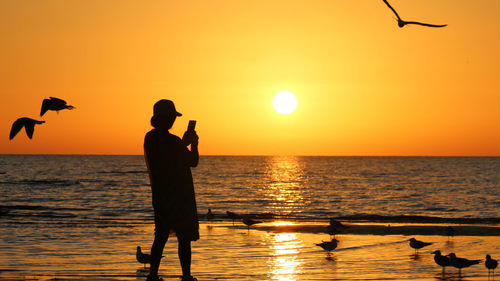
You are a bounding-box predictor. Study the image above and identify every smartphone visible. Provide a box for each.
[187,120,196,131]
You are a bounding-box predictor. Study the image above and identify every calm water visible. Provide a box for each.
[0,155,499,280]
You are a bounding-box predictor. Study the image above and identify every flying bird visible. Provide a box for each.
[382,0,447,28]
[486,254,498,279]
[409,238,432,254]
[432,250,451,275]
[40,97,75,116]
[9,117,45,140]
[447,253,481,278]
[242,216,262,231]
[136,246,151,269]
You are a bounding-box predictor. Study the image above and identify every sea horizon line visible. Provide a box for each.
[0,153,499,157]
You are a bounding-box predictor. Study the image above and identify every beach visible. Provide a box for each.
[1,220,499,281]
[1,155,499,280]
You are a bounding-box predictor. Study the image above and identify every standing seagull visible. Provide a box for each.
[486,254,498,280]
[409,238,432,254]
[207,208,215,221]
[316,238,338,256]
[447,253,481,278]
[445,226,456,240]
[136,246,151,269]
[40,97,75,116]
[226,211,241,225]
[326,219,347,239]
[242,216,262,231]
[432,250,451,276]
[9,117,45,140]
[382,0,447,28]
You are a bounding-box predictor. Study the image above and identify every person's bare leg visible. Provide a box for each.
[149,233,168,278]
[178,237,192,278]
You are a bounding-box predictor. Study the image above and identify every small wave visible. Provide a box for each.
[336,214,500,224]
[0,179,80,186]
[335,239,408,252]
[197,211,500,224]
[97,170,147,174]
[0,204,91,212]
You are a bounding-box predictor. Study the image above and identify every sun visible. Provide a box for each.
[272,91,297,114]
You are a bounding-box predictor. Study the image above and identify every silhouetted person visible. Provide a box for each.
[40,97,75,116]
[144,99,199,281]
[9,117,45,140]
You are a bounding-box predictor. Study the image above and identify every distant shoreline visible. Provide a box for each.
[0,154,499,157]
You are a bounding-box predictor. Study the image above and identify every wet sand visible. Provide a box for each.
[1,221,499,281]
[256,222,500,236]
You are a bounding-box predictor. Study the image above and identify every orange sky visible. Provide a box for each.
[1,0,499,156]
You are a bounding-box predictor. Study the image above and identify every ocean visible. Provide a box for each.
[0,155,499,280]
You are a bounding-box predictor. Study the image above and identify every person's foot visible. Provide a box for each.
[181,276,198,281]
[146,274,164,281]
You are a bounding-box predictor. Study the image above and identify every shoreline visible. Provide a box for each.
[252,222,500,236]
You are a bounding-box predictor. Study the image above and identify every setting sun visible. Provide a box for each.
[273,91,297,115]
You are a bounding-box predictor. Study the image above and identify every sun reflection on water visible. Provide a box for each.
[267,232,303,281]
[263,156,307,215]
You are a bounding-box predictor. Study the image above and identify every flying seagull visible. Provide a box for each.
[382,0,447,28]
[9,117,45,140]
[40,97,75,116]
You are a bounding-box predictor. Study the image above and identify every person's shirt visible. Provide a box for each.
[144,128,197,201]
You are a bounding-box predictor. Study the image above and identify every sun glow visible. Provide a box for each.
[272,91,297,114]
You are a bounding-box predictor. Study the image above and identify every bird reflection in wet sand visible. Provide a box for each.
[40,97,75,116]
[382,0,447,28]
[447,252,481,278]
[9,117,45,140]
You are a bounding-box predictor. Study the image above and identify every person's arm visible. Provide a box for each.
[182,130,199,167]
[144,133,153,183]
[190,135,199,167]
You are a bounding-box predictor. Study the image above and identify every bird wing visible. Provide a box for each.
[405,21,447,28]
[24,121,35,139]
[9,119,25,140]
[50,97,67,105]
[40,99,52,116]
[382,0,402,20]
